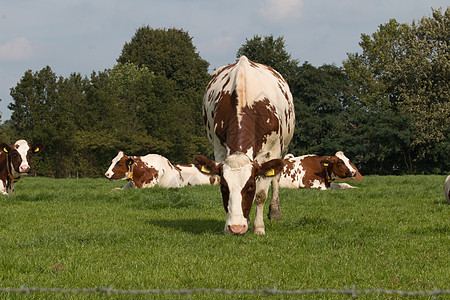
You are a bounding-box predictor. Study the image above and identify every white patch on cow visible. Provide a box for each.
[444,175,450,203]
[310,179,326,190]
[0,180,7,195]
[178,165,217,186]
[335,151,357,176]
[11,140,32,175]
[330,182,358,189]
[222,153,253,232]
[279,155,313,188]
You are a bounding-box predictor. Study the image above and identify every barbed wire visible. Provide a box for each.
[0,286,449,297]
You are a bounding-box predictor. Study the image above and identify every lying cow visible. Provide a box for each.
[105,151,218,189]
[280,151,358,190]
[0,140,44,195]
[444,175,450,203]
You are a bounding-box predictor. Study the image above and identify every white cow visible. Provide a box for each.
[444,175,450,203]
[105,151,218,189]
[194,56,295,235]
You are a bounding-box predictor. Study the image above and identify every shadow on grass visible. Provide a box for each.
[148,218,224,235]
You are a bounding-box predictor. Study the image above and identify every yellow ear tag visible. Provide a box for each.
[34,147,40,153]
[201,165,211,174]
[265,168,275,177]
[3,147,8,153]
[323,163,329,167]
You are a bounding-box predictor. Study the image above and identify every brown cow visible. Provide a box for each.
[280,151,358,190]
[0,140,44,195]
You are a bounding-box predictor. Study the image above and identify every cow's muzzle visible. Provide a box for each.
[227,224,247,235]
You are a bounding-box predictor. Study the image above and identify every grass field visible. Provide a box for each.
[0,175,448,299]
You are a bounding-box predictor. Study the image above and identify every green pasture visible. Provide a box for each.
[0,175,448,299]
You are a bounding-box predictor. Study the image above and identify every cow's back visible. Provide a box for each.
[203,56,295,163]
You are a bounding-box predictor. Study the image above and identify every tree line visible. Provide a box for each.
[0,8,448,177]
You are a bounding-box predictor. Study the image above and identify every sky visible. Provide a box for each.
[0,0,447,121]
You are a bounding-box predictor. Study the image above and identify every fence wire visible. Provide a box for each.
[0,287,449,297]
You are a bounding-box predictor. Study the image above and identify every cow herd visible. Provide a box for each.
[1,57,448,234]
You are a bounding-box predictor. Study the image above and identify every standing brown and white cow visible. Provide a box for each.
[0,140,44,195]
[280,151,358,190]
[194,56,295,235]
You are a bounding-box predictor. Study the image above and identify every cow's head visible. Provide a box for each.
[194,153,284,235]
[0,140,43,177]
[321,153,357,179]
[104,151,134,180]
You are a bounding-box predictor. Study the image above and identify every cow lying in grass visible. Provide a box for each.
[279,151,359,190]
[105,151,218,189]
[0,140,44,195]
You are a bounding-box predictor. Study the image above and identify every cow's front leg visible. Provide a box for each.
[268,175,282,220]
[253,189,267,235]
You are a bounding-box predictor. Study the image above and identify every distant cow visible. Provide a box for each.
[0,140,44,195]
[194,56,295,235]
[444,175,450,203]
[280,151,358,190]
[105,151,218,189]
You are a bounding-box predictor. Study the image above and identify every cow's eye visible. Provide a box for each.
[116,162,122,166]
[247,182,255,193]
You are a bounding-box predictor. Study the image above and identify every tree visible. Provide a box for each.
[117,27,210,138]
[236,35,299,83]
[343,7,449,174]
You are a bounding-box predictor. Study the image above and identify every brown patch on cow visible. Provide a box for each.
[283,159,299,182]
[300,156,326,188]
[254,189,267,205]
[206,63,237,92]
[214,93,280,156]
[240,170,258,219]
[130,158,159,188]
[111,155,131,179]
[220,176,230,213]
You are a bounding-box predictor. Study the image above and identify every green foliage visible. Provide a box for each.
[343,7,449,173]
[4,11,448,177]
[118,26,210,137]
[289,63,352,156]
[6,27,213,177]
[236,35,299,82]
[0,176,447,297]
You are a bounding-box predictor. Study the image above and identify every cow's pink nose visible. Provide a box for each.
[19,165,30,173]
[105,173,111,178]
[227,225,247,235]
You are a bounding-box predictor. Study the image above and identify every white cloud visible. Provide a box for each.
[260,0,304,22]
[0,37,33,60]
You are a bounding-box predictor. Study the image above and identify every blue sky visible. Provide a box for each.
[0,0,447,120]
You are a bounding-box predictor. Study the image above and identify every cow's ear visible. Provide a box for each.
[0,143,11,154]
[31,143,44,154]
[258,159,284,177]
[321,157,332,167]
[126,158,134,166]
[194,155,221,176]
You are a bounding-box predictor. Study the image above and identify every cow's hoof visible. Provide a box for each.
[254,227,265,235]
[268,210,282,221]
